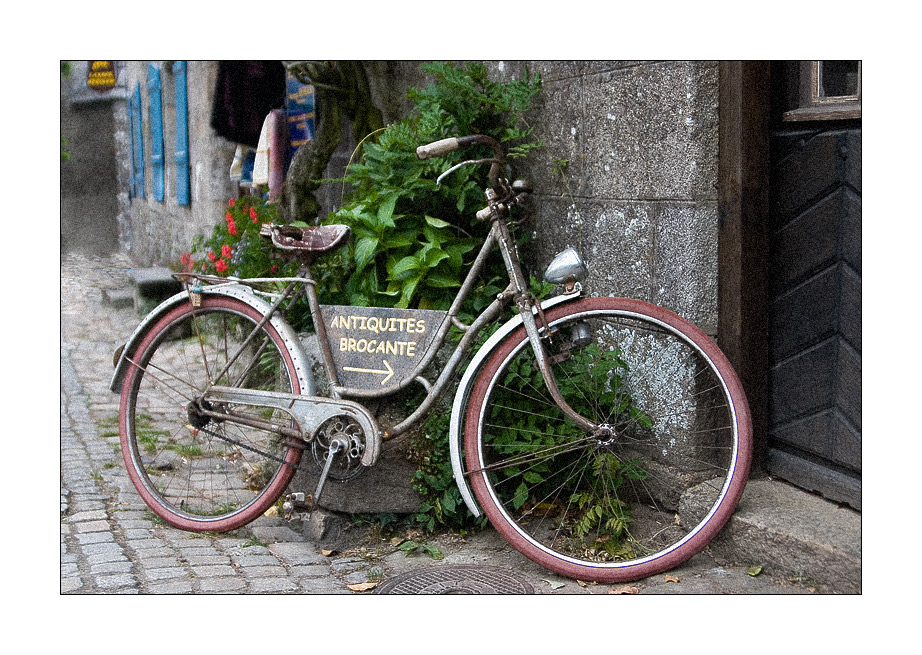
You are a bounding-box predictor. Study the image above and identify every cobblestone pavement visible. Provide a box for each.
[60,252,371,594]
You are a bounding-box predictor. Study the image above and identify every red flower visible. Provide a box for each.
[271,264,278,273]
[226,211,233,222]
[208,250,216,262]
[228,222,238,236]
[222,244,232,258]
[180,252,192,269]
[228,197,235,207]
[216,259,228,273]
[250,207,258,223]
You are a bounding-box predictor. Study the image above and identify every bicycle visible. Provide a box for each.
[111,133,752,583]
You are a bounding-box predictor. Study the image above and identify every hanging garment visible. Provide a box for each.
[210,61,286,148]
[229,144,252,181]
[252,110,288,199]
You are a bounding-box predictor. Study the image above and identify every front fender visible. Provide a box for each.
[449,291,581,518]
[109,284,315,397]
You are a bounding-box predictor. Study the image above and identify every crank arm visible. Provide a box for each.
[203,385,382,466]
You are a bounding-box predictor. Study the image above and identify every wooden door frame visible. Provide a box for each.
[717,61,771,471]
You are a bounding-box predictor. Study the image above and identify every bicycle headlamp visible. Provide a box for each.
[543,247,588,289]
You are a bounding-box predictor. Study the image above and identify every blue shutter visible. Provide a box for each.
[129,82,145,199]
[173,61,190,205]
[147,63,164,202]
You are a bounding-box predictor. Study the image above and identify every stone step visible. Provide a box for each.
[704,479,861,593]
[101,288,134,309]
[126,267,182,310]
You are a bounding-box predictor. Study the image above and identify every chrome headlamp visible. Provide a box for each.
[543,247,588,291]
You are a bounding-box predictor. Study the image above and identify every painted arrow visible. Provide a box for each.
[342,360,395,385]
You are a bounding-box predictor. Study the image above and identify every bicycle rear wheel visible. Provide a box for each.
[119,295,302,532]
[465,297,751,583]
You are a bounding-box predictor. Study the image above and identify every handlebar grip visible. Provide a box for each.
[416,137,460,160]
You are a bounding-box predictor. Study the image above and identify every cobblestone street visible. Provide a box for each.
[60,252,377,594]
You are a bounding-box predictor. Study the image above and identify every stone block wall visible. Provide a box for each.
[109,61,720,334]
[495,61,720,333]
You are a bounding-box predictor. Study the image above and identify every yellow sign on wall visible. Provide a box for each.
[87,61,117,93]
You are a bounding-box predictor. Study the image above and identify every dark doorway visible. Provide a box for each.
[764,61,862,509]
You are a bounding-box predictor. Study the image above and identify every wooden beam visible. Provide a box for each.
[718,61,771,470]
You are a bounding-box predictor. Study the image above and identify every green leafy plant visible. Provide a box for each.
[408,410,487,533]
[314,61,543,315]
[181,61,546,533]
[397,539,444,560]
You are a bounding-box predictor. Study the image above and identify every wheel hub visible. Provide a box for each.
[594,423,617,448]
[310,416,366,481]
[186,400,213,430]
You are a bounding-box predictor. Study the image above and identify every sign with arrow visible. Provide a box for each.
[342,360,395,385]
[319,305,448,391]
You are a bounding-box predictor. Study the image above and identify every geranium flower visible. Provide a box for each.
[208,250,216,262]
[222,244,232,258]
[216,259,228,273]
[228,197,235,207]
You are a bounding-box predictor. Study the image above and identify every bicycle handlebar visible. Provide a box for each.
[416,134,506,186]
[415,137,462,160]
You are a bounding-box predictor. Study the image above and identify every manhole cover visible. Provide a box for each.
[373,565,534,594]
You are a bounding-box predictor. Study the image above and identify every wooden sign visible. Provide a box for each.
[319,305,448,390]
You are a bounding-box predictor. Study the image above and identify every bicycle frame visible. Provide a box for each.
[204,212,590,438]
[110,134,597,508]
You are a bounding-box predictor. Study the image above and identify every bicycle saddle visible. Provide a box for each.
[260,223,351,261]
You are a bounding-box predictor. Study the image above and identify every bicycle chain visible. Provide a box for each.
[193,422,310,471]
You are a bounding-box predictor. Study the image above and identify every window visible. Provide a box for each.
[147,64,165,202]
[783,60,861,122]
[173,61,191,206]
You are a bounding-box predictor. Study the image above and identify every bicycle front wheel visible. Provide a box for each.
[119,295,303,532]
[465,297,751,583]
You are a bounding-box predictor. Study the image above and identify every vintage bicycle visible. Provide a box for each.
[111,134,752,583]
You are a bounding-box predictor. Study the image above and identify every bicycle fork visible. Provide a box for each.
[492,219,598,436]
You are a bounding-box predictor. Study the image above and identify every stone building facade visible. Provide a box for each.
[83,60,722,332]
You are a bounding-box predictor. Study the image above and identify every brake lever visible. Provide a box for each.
[436,158,503,186]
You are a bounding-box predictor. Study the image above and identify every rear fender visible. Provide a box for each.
[109,284,315,397]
